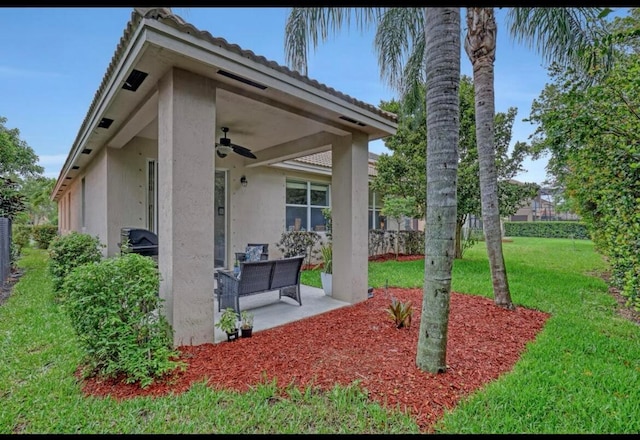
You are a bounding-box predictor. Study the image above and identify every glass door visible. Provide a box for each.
[214,170,227,269]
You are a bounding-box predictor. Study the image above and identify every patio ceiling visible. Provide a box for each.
[52,8,397,201]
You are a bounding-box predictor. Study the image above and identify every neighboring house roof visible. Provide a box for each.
[286,150,382,177]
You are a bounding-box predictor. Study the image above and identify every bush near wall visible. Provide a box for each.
[31,224,58,249]
[504,221,590,239]
[48,232,104,299]
[62,252,184,387]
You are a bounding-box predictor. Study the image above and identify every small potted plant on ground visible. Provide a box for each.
[216,307,239,341]
[240,310,254,338]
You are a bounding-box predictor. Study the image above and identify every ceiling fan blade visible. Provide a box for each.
[231,143,257,159]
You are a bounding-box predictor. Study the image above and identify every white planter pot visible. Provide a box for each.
[320,272,332,296]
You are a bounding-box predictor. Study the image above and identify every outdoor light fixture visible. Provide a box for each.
[240,176,248,187]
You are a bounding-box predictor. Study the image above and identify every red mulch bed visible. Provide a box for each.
[79,253,551,433]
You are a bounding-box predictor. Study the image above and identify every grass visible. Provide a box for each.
[2,238,639,433]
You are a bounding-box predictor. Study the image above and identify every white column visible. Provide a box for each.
[331,132,369,304]
[157,68,216,346]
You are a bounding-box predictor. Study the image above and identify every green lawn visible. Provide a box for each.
[1,238,638,433]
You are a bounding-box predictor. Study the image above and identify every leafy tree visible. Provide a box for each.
[373,76,538,259]
[380,195,417,260]
[525,11,640,310]
[0,116,43,178]
[0,116,44,220]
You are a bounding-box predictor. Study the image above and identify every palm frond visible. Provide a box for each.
[506,7,614,78]
[284,7,382,76]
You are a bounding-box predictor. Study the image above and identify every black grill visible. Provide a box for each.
[120,228,158,257]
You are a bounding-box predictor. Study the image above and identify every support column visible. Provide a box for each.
[158,68,216,346]
[331,132,369,304]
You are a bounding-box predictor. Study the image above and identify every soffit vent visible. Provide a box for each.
[122,69,148,91]
[72,165,80,170]
[98,118,114,129]
[82,148,93,155]
[339,115,366,127]
[217,69,267,90]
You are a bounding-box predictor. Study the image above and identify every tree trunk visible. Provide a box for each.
[464,8,515,310]
[416,7,460,373]
[455,217,463,259]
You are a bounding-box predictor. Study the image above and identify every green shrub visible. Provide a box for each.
[12,223,31,251]
[31,224,59,249]
[48,232,104,298]
[504,221,590,239]
[62,252,184,387]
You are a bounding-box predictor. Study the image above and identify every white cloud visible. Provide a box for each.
[0,65,64,78]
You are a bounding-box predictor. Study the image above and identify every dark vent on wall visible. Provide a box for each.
[65,176,72,180]
[122,69,148,91]
[98,118,113,129]
[217,69,267,90]
[339,116,367,127]
[72,165,80,170]
[82,148,93,155]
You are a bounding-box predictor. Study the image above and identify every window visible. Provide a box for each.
[368,188,385,230]
[285,180,330,232]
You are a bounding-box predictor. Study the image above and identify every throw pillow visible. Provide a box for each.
[245,245,263,262]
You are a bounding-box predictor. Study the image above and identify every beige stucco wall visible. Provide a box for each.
[227,164,331,265]
[57,148,109,255]
[105,137,158,256]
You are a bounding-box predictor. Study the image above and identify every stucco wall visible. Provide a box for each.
[83,149,108,255]
[105,137,158,256]
[57,149,109,255]
[228,165,331,264]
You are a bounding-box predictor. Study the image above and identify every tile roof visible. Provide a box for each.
[68,7,397,165]
[292,150,382,177]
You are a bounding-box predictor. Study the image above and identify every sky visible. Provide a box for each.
[0,7,628,185]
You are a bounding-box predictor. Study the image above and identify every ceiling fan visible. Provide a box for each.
[215,127,256,159]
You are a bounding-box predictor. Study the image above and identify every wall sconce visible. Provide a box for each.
[240,175,248,187]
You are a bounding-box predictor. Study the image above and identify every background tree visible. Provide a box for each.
[0,116,43,178]
[525,10,640,310]
[0,116,44,220]
[20,176,58,226]
[372,76,538,259]
[379,195,418,260]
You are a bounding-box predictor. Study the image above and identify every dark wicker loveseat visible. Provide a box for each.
[216,255,304,313]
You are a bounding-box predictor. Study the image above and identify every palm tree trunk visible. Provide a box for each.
[465,7,515,310]
[416,7,460,373]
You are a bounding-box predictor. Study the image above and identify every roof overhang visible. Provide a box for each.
[52,9,397,201]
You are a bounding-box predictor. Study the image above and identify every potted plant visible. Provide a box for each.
[318,243,332,296]
[216,307,239,341]
[240,310,254,338]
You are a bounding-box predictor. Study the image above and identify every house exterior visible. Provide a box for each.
[51,8,397,346]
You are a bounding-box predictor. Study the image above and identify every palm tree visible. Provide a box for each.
[464,8,513,309]
[416,8,460,373]
[285,7,460,373]
[284,6,612,371]
[464,7,613,310]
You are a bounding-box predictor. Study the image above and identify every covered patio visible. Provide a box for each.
[51,7,397,347]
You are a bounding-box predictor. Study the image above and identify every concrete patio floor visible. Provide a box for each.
[212,284,350,343]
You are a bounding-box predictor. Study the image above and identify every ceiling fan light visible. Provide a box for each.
[217,144,233,155]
